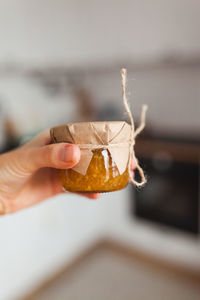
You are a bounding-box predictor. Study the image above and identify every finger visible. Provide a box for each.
[0,168,63,214]
[21,143,81,174]
[78,193,101,200]
[62,190,101,200]
[129,170,134,182]
[0,191,101,215]
[2,143,81,178]
[131,158,137,170]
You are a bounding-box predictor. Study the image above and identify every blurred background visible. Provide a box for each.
[0,0,199,299]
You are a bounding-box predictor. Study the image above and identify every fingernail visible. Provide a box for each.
[60,144,80,163]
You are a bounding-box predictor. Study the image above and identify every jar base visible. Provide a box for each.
[62,183,128,194]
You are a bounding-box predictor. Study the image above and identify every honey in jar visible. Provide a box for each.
[50,121,132,193]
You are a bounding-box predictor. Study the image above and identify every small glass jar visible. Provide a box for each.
[51,121,131,193]
[59,148,129,193]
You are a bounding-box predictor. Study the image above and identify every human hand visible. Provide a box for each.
[0,131,100,214]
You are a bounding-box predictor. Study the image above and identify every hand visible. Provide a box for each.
[0,131,100,214]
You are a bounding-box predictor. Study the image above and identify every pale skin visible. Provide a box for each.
[0,131,135,215]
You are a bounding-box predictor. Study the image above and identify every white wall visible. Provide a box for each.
[83,66,200,137]
[1,0,199,137]
[0,0,199,137]
[0,0,200,66]
[0,76,78,137]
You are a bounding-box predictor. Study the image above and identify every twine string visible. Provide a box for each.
[121,68,147,187]
[134,104,148,138]
[73,69,147,187]
[75,142,133,149]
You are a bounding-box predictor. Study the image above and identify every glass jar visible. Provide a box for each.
[51,121,131,193]
[59,148,129,193]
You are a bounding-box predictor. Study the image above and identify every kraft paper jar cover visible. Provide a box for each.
[50,121,132,175]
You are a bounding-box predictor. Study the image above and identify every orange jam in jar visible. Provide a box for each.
[51,121,132,193]
[59,149,129,193]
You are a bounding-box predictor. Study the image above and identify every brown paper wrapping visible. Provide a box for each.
[50,121,132,175]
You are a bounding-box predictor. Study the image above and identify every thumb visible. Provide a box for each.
[23,143,81,173]
[4,143,81,176]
